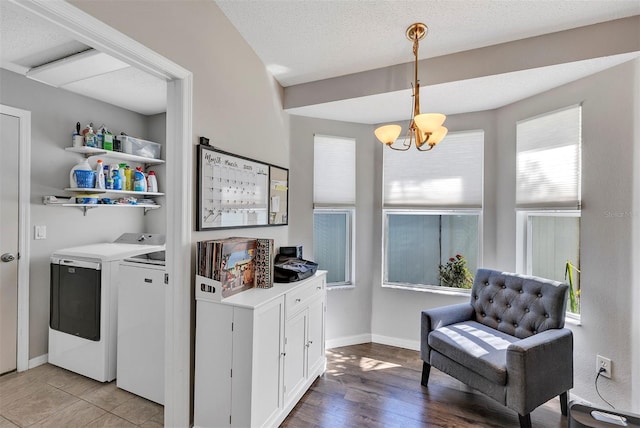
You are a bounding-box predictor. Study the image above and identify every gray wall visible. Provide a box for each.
[72,0,290,251]
[289,59,640,410]
[0,69,163,359]
[495,59,639,411]
[289,116,374,345]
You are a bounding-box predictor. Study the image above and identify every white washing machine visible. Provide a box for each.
[49,233,165,382]
[117,251,165,404]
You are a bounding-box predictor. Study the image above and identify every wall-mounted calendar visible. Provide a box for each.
[197,145,289,230]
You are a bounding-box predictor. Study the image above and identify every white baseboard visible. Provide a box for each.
[326,333,371,349]
[326,334,420,351]
[371,334,420,351]
[28,354,48,369]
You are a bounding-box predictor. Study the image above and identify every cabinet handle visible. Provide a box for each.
[295,298,301,303]
[316,286,321,290]
[281,352,286,357]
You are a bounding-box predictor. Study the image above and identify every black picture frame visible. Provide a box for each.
[196,145,289,230]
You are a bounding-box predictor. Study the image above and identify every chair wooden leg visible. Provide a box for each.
[421,362,431,387]
[518,413,532,428]
[560,391,569,416]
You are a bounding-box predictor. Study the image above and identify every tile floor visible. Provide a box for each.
[0,364,163,427]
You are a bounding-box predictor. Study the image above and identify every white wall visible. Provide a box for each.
[289,116,374,346]
[0,69,159,358]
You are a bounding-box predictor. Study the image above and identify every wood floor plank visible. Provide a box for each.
[281,343,567,428]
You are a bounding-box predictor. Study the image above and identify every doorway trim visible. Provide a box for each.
[10,1,193,426]
[0,104,31,373]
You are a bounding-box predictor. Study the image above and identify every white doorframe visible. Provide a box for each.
[9,1,193,426]
[0,104,31,373]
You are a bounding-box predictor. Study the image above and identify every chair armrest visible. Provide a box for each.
[421,303,474,361]
[506,328,573,415]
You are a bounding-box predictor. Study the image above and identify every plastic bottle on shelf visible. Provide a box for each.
[69,158,93,188]
[84,124,97,148]
[147,170,158,193]
[124,166,132,191]
[112,167,122,190]
[105,165,113,189]
[95,159,105,189]
[133,166,147,192]
[118,163,127,188]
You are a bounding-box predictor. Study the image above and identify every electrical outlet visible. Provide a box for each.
[596,355,612,378]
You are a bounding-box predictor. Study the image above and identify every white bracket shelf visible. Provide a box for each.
[65,146,165,166]
[59,203,161,216]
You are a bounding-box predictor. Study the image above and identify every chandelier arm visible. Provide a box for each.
[416,143,436,152]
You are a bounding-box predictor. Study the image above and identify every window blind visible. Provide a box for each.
[313,135,356,206]
[516,105,582,208]
[383,130,484,208]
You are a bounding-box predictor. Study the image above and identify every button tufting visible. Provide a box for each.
[489,299,493,303]
[545,314,549,318]
[481,313,486,317]
[496,318,501,323]
[533,330,537,334]
[525,308,529,313]
[519,290,523,294]
[537,293,542,298]
[474,296,479,300]
[514,323,518,327]
[507,304,511,308]
[502,285,506,289]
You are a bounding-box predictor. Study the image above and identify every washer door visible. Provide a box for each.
[50,260,101,341]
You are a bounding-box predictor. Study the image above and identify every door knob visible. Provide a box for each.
[1,253,16,263]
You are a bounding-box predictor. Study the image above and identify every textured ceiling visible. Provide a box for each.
[1,1,639,120]
[215,0,640,87]
[0,0,166,116]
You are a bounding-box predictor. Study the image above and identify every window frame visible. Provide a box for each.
[516,209,581,321]
[382,208,482,293]
[313,207,355,288]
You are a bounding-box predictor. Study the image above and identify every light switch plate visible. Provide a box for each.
[34,225,47,240]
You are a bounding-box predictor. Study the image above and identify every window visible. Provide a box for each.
[313,135,355,286]
[516,105,582,315]
[382,130,484,290]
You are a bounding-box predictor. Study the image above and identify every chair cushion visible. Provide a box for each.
[428,320,519,385]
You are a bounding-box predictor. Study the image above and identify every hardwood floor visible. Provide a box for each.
[0,343,566,427]
[281,343,567,428]
[0,364,163,427]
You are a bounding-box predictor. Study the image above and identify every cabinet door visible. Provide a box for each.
[283,309,307,404]
[247,296,285,428]
[306,294,325,377]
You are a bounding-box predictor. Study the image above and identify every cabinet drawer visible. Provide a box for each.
[286,277,325,317]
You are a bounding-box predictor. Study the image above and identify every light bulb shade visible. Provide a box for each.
[374,124,402,145]
[428,126,448,145]
[414,113,446,134]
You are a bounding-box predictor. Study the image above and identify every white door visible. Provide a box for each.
[0,112,20,375]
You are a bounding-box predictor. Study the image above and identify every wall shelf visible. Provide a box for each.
[65,146,165,166]
[64,188,165,197]
[57,203,161,216]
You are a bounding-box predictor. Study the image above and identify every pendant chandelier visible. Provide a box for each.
[374,23,448,151]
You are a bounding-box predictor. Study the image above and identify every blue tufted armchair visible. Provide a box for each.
[421,269,573,428]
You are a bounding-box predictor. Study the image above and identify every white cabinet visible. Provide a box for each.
[194,272,326,428]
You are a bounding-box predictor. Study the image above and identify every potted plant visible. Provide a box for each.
[564,260,580,314]
[439,254,473,289]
